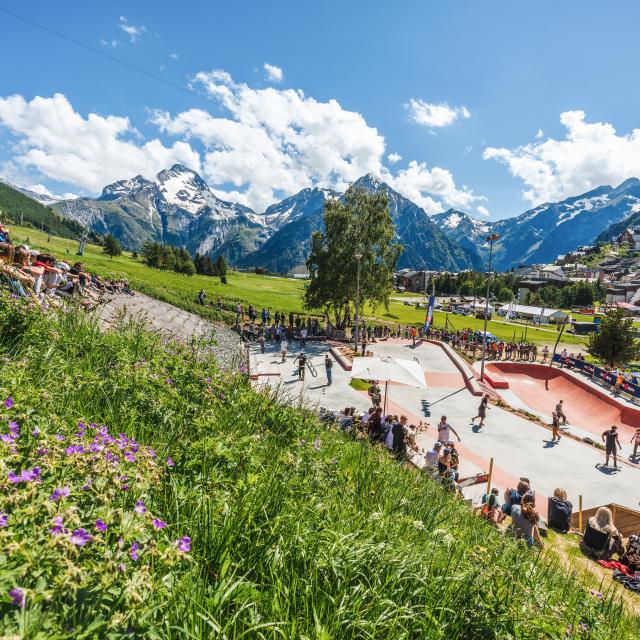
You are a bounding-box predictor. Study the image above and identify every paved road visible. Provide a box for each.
[249,338,640,514]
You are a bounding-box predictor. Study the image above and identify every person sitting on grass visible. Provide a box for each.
[480,488,506,526]
[510,492,543,549]
[622,532,640,571]
[0,220,15,264]
[580,506,624,560]
[547,487,573,533]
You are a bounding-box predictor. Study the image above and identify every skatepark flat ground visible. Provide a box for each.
[248,339,640,515]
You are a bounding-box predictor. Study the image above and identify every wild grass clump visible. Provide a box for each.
[0,291,638,639]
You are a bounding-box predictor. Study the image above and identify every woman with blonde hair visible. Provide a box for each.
[580,506,624,559]
[548,487,573,533]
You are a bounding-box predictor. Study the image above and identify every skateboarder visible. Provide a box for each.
[471,394,490,428]
[602,425,622,469]
[555,400,567,425]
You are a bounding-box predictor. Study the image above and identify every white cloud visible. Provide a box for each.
[0,93,201,194]
[406,99,470,128]
[100,38,121,49]
[476,205,490,217]
[150,70,483,213]
[535,128,544,139]
[263,63,284,83]
[118,16,146,43]
[26,184,78,200]
[0,74,485,215]
[484,110,640,204]
[387,152,402,164]
[169,53,179,60]
[385,161,481,214]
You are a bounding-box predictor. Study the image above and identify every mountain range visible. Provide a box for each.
[5,166,640,273]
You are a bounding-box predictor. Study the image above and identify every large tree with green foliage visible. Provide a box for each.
[588,308,640,366]
[304,188,402,328]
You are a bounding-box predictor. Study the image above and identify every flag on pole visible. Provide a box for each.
[424,295,435,332]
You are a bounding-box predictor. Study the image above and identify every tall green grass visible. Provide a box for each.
[0,294,635,638]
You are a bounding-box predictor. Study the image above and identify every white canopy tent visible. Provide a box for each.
[350,356,427,414]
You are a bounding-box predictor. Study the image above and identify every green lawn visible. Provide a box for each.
[8,223,585,346]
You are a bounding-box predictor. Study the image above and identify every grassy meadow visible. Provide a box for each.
[7,223,585,346]
[0,293,636,638]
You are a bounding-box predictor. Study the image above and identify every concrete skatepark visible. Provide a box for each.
[249,338,640,517]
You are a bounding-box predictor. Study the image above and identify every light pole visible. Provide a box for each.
[479,233,500,381]
[354,252,363,352]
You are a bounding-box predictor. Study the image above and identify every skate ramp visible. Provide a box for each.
[486,362,640,439]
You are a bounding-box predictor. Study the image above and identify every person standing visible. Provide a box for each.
[471,394,490,428]
[324,354,333,386]
[630,428,640,460]
[295,352,307,381]
[300,326,308,347]
[368,381,381,407]
[602,425,622,468]
[551,412,561,443]
[197,288,206,305]
[280,338,288,363]
[361,337,367,357]
[258,332,266,354]
[437,415,461,443]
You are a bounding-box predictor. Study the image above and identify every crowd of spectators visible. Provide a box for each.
[0,219,133,308]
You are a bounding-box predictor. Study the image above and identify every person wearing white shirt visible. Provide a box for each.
[437,415,461,443]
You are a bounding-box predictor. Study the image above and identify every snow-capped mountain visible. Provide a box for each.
[487,178,640,270]
[239,175,483,273]
[263,186,340,230]
[53,164,269,259]
[431,209,491,262]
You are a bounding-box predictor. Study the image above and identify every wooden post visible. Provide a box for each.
[579,495,583,533]
[486,457,494,496]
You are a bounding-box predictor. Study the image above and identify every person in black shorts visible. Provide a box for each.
[602,425,622,469]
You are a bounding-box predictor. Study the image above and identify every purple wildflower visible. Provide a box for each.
[4,396,13,409]
[176,536,191,553]
[124,452,136,462]
[167,457,175,468]
[0,512,8,527]
[54,434,65,442]
[8,587,24,608]
[36,447,49,456]
[146,447,157,458]
[152,518,167,529]
[121,484,129,492]
[118,563,126,573]
[134,500,146,514]
[130,542,140,561]
[49,487,70,502]
[70,528,92,547]
[65,445,85,455]
[22,467,40,482]
[50,516,65,536]
[8,421,19,434]
[81,478,93,491]
[95,519,108,532]
[31,427,40,437]
[8,471,20,483]
[0,434,15,445]
[165,378,173,385]
[313,437,321,451]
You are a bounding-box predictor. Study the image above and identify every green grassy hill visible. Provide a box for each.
[5,223,586,347]
[0,183,85,240]
[0,293,636,638]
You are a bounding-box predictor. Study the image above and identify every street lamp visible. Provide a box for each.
[355,252,363,352]
[479,233,500,382]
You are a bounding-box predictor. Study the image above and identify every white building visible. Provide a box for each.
[498,304,569,324]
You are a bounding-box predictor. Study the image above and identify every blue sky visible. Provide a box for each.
[1,0,640,219]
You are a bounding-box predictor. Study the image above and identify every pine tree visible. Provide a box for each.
[103,234,122,258]
[215,254,228,277]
